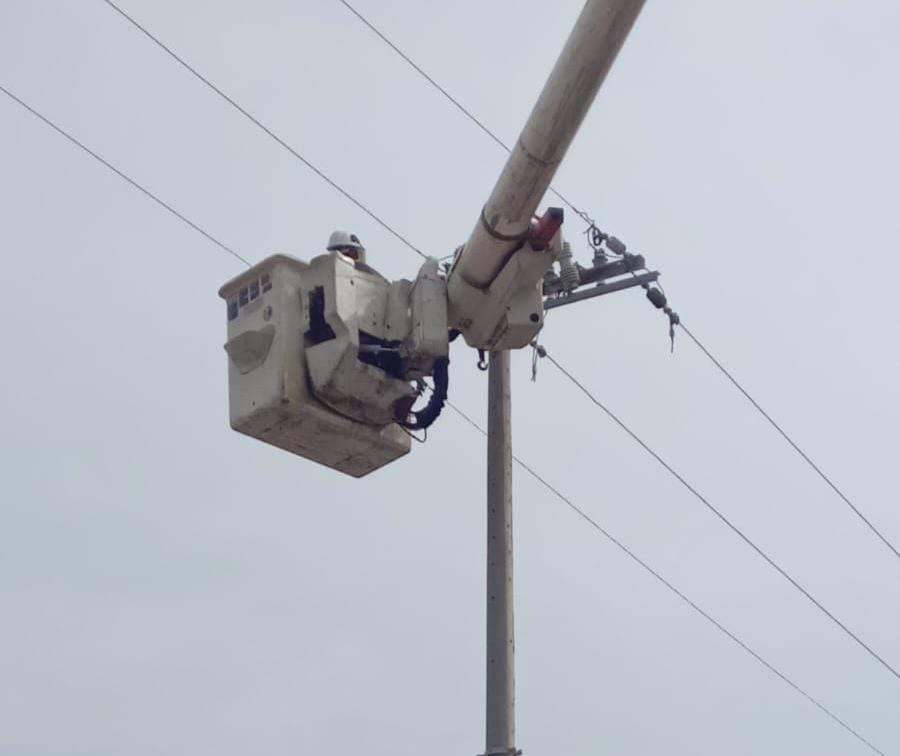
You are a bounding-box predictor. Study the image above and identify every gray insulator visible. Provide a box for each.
[646,287,667,309]
[606,236,627,256]
[559,242,580,293]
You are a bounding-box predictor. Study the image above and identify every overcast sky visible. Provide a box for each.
[2,1,899,754]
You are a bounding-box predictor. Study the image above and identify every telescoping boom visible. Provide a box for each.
[447,0,645,350]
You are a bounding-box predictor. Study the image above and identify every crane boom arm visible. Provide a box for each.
[447,0,645,346]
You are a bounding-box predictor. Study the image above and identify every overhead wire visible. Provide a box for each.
[444,399,886,756]
[678,322,900,559]
[100,0,428,261]
[333,0,591,224]
[3,54,887,756]
[334,0,899,562]
[533,344,900,681]
[331,0,900,691]
[43,0,895,743]
[97,0,900,686]
[335,0,510,154]
[616,242,897,560]
[0,83,249,268]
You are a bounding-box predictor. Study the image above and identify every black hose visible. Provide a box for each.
[397,357,449,431]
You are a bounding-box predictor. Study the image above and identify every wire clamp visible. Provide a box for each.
[530,340,547,381]
[644,283,679,352]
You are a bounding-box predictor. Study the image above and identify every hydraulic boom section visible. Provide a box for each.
[447,0,645,350]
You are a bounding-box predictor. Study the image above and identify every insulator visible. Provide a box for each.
[558,241,580,293]
[606,236,627,256]
[646,287,667,309]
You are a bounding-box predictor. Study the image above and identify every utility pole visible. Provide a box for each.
[485,350,515,756]
[468,3,647,754]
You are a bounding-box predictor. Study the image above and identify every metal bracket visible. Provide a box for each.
[543,270,660,311]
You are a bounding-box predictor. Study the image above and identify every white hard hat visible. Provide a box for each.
[327,230,365,253]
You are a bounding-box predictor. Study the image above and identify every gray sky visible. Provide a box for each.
[2,1,899,754]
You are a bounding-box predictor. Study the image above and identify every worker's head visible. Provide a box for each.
[327,230,366,264]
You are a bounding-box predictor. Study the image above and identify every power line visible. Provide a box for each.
[588,226,896,560]
[335,0,510,153]
[333,0,591,224]
[340,0,900,580]
[335,0,900,566]
[533,345,900,682]
[98,0,899,684]
[100,0,428,261]
[83,0,900,728]
[444,400,885,756]
[679,322,900,560]
[0,83,249,268]
[4,64,886,756]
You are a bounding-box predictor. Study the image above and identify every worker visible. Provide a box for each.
[326,230,384,278]
[327,230,365,261]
